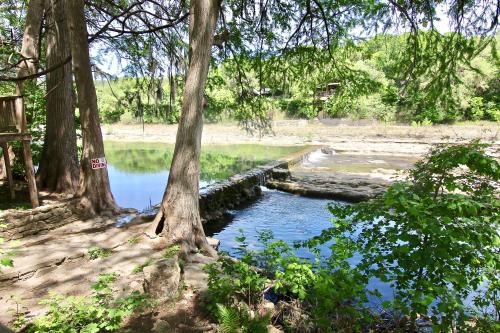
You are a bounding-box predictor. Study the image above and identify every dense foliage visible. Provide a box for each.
[308,141,500,330]
[205,142,500,332]
[1,1,499,134]
[95,33,500,125]
[25,273,151,333]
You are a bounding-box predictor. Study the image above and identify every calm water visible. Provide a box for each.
[205,188,337,258]
[205,188,394,305]
[206,189,486,311]
[104,142,305,210]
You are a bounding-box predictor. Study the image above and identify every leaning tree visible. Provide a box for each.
[66,0,119,215]
[145,0,220,257]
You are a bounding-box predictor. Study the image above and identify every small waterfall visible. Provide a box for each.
[301,148,332,167]
[258,170,267,186]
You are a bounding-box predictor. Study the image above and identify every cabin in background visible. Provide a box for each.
[314,82,340,119]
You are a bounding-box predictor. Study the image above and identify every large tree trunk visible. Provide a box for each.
[0,0,44,180]
[16,0,44,88]
[146,0,220,258]
[36,0,79,194]
[66,0,117,215]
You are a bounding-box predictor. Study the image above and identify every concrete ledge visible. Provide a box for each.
[199,146,320,223]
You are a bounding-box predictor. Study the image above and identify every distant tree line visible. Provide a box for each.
[96,32,500,125]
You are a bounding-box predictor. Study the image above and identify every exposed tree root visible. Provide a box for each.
[76,194,119,218]
[145,207,218,260]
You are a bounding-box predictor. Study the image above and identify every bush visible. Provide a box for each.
[282,99,316,119]
[323,90,354,118]
[204,230,375,332]
[101,105,125,124]
[466,92,500,122]
[468,96,485,120]
[26,273,151,333]
[204,256,269,316]
[307,141,499,331]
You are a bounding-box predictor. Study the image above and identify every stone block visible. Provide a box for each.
[143,258,181,301]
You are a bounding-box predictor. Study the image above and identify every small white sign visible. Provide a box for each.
[91,157,107,170]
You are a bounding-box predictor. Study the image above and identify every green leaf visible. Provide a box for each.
[0,258,13,267]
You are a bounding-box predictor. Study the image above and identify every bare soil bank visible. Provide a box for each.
[103,121,499,156]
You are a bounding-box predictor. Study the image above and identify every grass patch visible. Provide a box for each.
[88,246,112,260]
[132,259,152,274]
[164,245,180,259]
[127,235,142,245]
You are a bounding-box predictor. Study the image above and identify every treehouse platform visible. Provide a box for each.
[0,95,39,208]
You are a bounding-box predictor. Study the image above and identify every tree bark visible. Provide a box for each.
[16,0,44,88]
[66,0,117,215]
[36,0,79,194]
[0,0,44,180]
[146,0,220,257]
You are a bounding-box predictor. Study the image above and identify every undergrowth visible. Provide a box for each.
[88,247,112,260]
[26,273,152,333]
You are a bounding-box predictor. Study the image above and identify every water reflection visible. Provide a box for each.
[104,142,305,210]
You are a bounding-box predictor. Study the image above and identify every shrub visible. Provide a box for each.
[282,99,316,119]
[205,230,374,332]
[216,303,270,333]
[306,141,499,330]
[88,247,112,260]
[26,273,151,333]
[204,256,269,316]
[101,105,125,124]
[468,96,485,120]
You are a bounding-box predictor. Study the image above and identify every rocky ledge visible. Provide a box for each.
[266,170,390,202]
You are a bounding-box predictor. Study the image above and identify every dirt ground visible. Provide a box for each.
[103,120,499,158]
[103,120,499,145]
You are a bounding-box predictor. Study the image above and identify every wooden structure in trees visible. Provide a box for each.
[315,82,340,101]
[0,96,39,208]
[314,82,341,119]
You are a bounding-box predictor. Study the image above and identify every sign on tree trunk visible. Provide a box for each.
[91,157,107,170]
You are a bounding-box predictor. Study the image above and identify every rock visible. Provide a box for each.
[143,258,181,300]
[258,300,276,317]
[206,237,220,250]
[183,262,210,292]
[266,171,390,202]
[320,147,335,155]
[152,319,171,333]
[267,325,284,333]
[129,280,144,293]
[270,168,290,181]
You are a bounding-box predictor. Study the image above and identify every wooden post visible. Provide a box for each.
[1,143,15,200]
[22,140,39,208]
[16,96,28,136]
